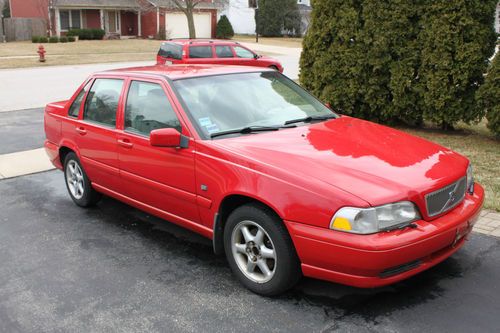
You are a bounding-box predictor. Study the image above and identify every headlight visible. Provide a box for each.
[330,201,420,234]
[466,164,474,194]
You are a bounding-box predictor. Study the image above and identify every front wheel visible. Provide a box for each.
[64,152,101,207]
[224,204,301,296]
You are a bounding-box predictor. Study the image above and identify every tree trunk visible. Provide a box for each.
[186,10,196,38]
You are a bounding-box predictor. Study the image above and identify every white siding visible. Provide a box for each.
[220,0,256,35]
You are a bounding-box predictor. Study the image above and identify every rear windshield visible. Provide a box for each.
[158,42,183,60]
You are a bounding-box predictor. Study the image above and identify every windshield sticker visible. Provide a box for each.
[198,117,213,127]
[205,124,220,134]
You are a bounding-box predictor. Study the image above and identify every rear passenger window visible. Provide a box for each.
[215,45,234,58]
[125,81,181,136]
[68,81,91,118]
[83,79,123,127]
[189,46,213,58]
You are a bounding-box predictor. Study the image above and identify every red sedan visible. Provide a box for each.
[44,65,484,296]
[156,39,284,72]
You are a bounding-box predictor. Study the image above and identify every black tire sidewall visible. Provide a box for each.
[223,204,301,296]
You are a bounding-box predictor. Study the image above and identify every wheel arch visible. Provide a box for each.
[212,193,284,255]
[59,146,74,166]
[58,140,80,167]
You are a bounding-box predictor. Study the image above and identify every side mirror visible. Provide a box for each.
[150,128,189,148]
[253,54,259,59]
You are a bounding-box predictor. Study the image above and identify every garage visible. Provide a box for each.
[165,12,212,39]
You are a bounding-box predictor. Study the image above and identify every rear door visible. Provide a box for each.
[75,77,125,191]
[185,45,215,65]
[116,78,200,223]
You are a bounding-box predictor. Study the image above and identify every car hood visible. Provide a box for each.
[211,116,469,206]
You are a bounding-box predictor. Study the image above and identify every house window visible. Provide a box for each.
[249,0,257,8]
[59,10,81,31]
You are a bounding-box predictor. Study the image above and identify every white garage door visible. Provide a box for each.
[166,12,212,39]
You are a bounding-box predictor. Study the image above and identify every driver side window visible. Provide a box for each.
[233,46,254,58]
[124,81,181,136]
[83,78,123,127]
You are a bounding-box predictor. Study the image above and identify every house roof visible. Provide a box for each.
[53,0,140,8]
[53,0,221,10]
[151,0,221,10]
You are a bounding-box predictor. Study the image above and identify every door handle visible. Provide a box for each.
[75,126,87,135]
[117,138,133,148]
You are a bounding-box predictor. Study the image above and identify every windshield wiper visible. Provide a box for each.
[284,114,337,126]
[210,125,296,139]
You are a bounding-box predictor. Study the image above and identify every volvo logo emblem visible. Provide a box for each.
[449,190,457,203]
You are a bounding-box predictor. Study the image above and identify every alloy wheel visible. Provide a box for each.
[231,220,277,283]
[66,160,85,200]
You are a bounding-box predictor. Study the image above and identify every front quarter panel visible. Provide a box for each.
[194,141,368,230]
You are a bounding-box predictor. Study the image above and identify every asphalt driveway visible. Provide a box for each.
[0,170,499,333]
[0,108,45,154]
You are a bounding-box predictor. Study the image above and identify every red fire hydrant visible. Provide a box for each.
[37,45,46,63]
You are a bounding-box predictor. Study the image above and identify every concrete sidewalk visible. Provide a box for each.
[0,148,54,179]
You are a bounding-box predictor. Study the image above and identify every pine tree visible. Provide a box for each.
[477,55,500,137]
[361,0,423,125]
[300,0,366,118]
[300,0,497,128]
[257,0,301,37]
[216,15,234,39]
[418,0,497,129]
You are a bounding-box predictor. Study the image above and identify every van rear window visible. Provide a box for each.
[158,42,183,60]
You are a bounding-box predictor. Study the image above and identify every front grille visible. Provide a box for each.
[426,177,467,217]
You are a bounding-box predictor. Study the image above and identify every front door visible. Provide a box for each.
[117,79,200,224]
[75,77,125,191]
[231,45,257,66]
[106,10,120,34]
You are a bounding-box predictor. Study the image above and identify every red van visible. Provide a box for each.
[156,39,284,72]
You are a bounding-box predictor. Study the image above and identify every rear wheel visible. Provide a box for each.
[224,204,301,296]
[269,65,279,71]
[64,152,101,207]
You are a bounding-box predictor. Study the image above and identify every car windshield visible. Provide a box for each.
[172,71,337,139]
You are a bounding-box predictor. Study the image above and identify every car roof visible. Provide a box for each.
[162,39,240,46]
[102,64,271,80]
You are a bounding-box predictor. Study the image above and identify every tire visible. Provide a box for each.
[269,65,279,71]
[223,203,301,296]
[63,152,102,207]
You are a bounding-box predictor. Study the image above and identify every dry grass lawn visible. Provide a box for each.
[0,40,161,69]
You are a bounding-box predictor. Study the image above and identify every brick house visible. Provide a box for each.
[8,0,220,38]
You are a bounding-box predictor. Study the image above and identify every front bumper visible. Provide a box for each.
[285,183,484,288]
